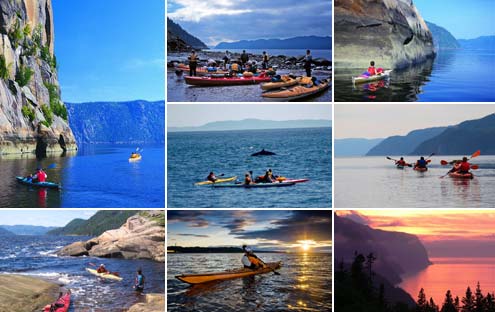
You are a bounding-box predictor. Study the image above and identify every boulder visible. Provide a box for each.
[127,294,164,312]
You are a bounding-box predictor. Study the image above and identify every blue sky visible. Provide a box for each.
[0,210,97,227]
[168,210,332,252]
[167,0,332,47]
[52,0,164,103]
[414,0,495,39]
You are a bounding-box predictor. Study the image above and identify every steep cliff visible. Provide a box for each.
[0,0,76,155]
[335,0,435,69]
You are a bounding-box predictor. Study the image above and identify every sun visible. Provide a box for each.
[298,240,314,252]
[302,242,310,251]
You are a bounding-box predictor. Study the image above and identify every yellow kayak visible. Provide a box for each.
[129,153,142,162]
[194,176,237,186]
[85,268,123,281]
[260,76,298,91]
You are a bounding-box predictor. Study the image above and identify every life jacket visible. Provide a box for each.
[243,71,253,77]
[368,66,377,75]
[231,63,240,71]
[247,255,263,267]
[189,54,197,63]
[37,171,47,182]
[416,159,427,168]
[459,161,470,172]
[397,160,406,166]
[263,54,269,62]
[245,176,252,184]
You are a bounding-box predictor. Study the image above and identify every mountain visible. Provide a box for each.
[0,225,56,235]
[335,138,383,156]
[457,36,495,50]
[425,21,460,49]
[0,227,14,236]
[413,113,495,155]
[167,18,207,51]
[47,210,138,236]
[169,119,331,132]
[214,36,332,50]
[366,127,447,156]
[66,100,164,144]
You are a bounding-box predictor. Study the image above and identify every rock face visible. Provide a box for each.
[0,0,76,155]
[167,17,207,52]
[335,0,435,69]
[57,211,165,262]
[127,294,164,312]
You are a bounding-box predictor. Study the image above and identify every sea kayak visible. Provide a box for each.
[176,261,282,284]
[396,165,405,169]
[15,176,60,190]
[277,178,309,183]
[449,172,474,179]
[414,167,428,172]
[260,76,298,91]
[129,154,142,162]
[175,65,228,77]
[213,182,296,188]
[43,290,71,312]
[262,79,330,101]
[194,176,237,186]
[86,268,123,281]
[184,74,271,86]
[352,70,392,84]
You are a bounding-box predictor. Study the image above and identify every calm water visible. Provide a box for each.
[0,235,165,311]
[167,128,332,208]
[167,69,332,102]
[167,253,332,312]
[334,49,495,102]
[399,257,495,305]
[335,156,495,208]
[0,144,164,208]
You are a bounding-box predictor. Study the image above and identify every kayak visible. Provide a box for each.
[213,182,296,188]
[260,76,298,91]
[194,176,237,186]
[414,167,428,172]
[129,154,142,162]
[175,65,228,77]
[278,178,309,183]
[352,70,392,84]
[43,291,71,312]
[16,176,60,190]
[184,74,271,86]
[86,268,123,281]
[396,165,405,169]
[262,79,330,101]
[176,261,282,284]
[449,172,474,179]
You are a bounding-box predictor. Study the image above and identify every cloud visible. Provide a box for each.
[338,211,371,225]
[177,233,210,238]
[168,0,252,22]
[167,210,209,228]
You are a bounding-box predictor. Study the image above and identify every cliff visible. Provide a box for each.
[0,0,76,155]
[425,21,460,50]
[167,17,207,51]
[334,0,435,69]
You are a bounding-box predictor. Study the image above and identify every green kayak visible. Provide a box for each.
[16,176,61,190]
[213,182,296,188]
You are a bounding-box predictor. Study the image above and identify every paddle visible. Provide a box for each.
[440,150,480,179]
[386,157,412,167]
[258,257,280,275]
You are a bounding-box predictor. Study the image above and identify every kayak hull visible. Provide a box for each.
[449,172,474,179]
[262,79,330,101]
[353,70,392,84]
[16,176,60,190]
[213,182,296,188]
[176,261,282,284]
[43,291,71,312]
[185,75,271,86]
[129,155,142,162]
[86,268,123,281]
[260,78,298,91]
[194,176,237,186]
[414,167,428,172]
[278,178,309,183]
[396,165,405,169]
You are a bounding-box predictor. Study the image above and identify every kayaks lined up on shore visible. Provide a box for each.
[43,291,71,312]
[85,268,123,281]
[184,74,272,86]
[213,181,296,188]
[175,64,229,77]
[352,70,392,84]
[262,79,330,101]
[176,261,282,284]
[449,172,474,179]
[15,176,60,190]
[260,76,299,91]
[194,176,238,185]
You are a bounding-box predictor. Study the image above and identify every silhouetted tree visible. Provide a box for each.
[417,288,428,312]
[485,293,495,312]
[351,253,367,294]
[428,297,440,312]
[441,290,457,312]
[462,287,475,312]
[366,252,377,286]
[473,282,484,312]
[378,283,385,308]
[455,296,461,312]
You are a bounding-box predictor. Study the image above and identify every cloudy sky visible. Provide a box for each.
[335,104,495,139]
[167,0,332,47]
[168,210,332,252]
[0,210,96,227]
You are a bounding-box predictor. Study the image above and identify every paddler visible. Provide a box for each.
[188,50,198,76]
[244,173,253,185]
[97,264,109,274]
[133,269,145,292]
[304,49,313,77]
[262,51,269,70]
[453,157,471,174]
[395,157,408,167]
[240,50,249,69]
[261,170,275,183]
[241,245,263,269]
[415,156,428,169]
[206,172,217,183]
[361,61,384,77]
[28,167,47,183]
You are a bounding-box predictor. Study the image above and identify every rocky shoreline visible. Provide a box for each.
[127,294,165,312]
[0,274,60,311]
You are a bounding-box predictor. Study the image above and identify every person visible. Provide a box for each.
[97,264,109,274]
[244,173,253,185]
[130,152,140,159]
[188,50,198,76]
[262,170,275,183]
[415,156,428,169]
[241,245,264,269]
[304,49,313,77]
[262,51,269,70]
[395,157,407,167]
[223,50,230,69]
[454,157,471,174]
[249,61,258,74]
[134,269,145,292]
[240,50,249,68]
[30,167,47,183]
[206,172,217,182]
[362,61,384,77]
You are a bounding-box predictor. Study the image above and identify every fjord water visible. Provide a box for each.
[334,49,495,102]
[167,128,332,208]
[335,156,495,208]
[168,253,332,312]
[399,257,495,305]
[0,144,164,208]
[0,235,164,311]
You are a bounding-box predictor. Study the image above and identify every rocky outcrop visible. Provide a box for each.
[57,211,165,262]
[0,0,76,155]
[335,0,435,69]
[127,294,164,312]
[0,274,59,312]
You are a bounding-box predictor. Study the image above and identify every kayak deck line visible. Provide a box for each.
[85,268,123,281]
[15,176,61,190]
[194,176,238,186]
[352,70,392,84]
[212,181,296,188]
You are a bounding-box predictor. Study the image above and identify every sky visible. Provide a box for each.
[168,210,332,252]
[335,104,495,139]
[168,104,331,127]
[414,0,495,39]
[52,0,164,103]
[167,0,332,47]
[337,210,495,257]
[0,210,96,227]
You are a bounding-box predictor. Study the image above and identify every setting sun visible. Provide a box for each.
[298,240,316,252]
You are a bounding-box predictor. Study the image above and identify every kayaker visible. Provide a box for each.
[244,173,253,185]
[188,50,198,76]
[29,167,47,183]
[134,269,145,292]
[97,264,109,274]
[223,50,230,69]
[395,157,407,166]
[206,172,217,183]
[415,157,428,169]
[304,50,313,77]
[240,50,249,68]
[362,61,384,77]
[455,157,471,174]
[130,152,139,159]
[250,61,258,74]
[241,245,263,269]
[231,62,241,74]
[262,51,269,69]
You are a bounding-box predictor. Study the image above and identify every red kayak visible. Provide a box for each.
[414,167,428,172]
[43,290,71,312]
[184,74,271,86]
[449,172,474,179]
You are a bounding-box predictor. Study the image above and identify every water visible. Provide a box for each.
[335,156,495,208]
[167,128,332,208]
[205,49,332,60]
[0,235,165,311]
[399,257,495,305]
[167,69,332,102]
[334,49,495,102]
[0,144,164,208]
[167,253,332,312]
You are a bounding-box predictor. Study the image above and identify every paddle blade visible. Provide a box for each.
[440,160,449,165]
[386,156,392,160]
[471,150,481,159]
[46,163,57,169]
[471,165,479,170]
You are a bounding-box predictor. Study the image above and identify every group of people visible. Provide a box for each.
[96,264,145,292]
[395,156,472,174]
[207,169,280,185]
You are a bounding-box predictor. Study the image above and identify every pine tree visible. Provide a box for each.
[462,286,475,312]
[473,282,484,312]
[485,293,495,312]
[378,283,385,308]
[417,288,428,312]
[441,290,458,312]
[455,296,461,312]
[365,252,376,287]
[429,297,439,312]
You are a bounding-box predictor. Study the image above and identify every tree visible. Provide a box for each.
[441,290,458,312]
[462,287,475,312]
[485,293,495,312]
[428,297,439,312]
[378,283,385,308]
[455,296,460,312]
[366,252,377,286]
[473,282,484,312]
[417,288,428,312]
